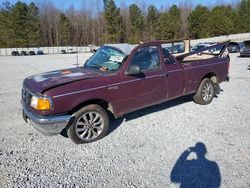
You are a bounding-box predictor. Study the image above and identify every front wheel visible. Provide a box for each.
[67,104,109,144]
[193,78,215,105]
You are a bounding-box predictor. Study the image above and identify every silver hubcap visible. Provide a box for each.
[202,83,213,101]
[75,112,104,141]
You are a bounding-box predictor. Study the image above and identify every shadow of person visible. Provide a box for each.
[170,142,221,188]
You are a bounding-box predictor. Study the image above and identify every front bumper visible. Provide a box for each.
[22,104,73,136]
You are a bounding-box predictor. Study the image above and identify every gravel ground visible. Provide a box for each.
[0,53,249,188]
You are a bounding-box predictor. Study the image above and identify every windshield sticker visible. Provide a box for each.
[61,70,72,75]
[109,56,124,62]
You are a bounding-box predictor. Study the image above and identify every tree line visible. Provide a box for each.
[0,0,250,48]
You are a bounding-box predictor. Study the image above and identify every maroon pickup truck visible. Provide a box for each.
[22,40,230,144]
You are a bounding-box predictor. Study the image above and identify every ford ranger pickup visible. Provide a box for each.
[22,39,230,144]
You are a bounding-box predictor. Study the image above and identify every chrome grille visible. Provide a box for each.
[243,48,250,52]
[22,87,32,106]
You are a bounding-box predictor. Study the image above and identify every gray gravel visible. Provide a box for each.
[0,53,250,188]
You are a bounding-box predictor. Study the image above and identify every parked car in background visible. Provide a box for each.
[228,42,240,53]
[240,40,250,57]
[11,51,19,56]
[191,43,214,52]
[209,44,224,55]
[20,51,27,56]
[60,49,67,54]
[69,48,76,54]
[28,51,36,55]
[37,49,44,55]
[88,44,99,53]
[239,42,244,49]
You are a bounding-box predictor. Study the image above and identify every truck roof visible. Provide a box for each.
[104,43,137,55]
[104,39,191,55]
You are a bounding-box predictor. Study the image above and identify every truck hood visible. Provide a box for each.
[23,67,102,93]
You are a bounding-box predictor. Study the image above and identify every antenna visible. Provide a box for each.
[76,46,79,68]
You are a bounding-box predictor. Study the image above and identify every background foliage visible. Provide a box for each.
[0,0,250,47]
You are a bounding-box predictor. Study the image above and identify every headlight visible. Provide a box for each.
[31,96,52,110]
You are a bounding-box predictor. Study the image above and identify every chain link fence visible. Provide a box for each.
[190,32,250,45]
[1,32,250,56]
[0,46,91,56]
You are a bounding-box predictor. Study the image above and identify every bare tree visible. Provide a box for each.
[120,0,130,43]
[38,0,60,46]
[179,0,193,38]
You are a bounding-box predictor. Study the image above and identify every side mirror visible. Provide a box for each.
[126,65,141,75]
[164,57,170,64]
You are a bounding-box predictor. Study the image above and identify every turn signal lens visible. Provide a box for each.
[31,96,51,110]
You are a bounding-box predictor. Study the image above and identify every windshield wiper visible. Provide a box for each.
[85,63,109,71]
[85,63,102,69]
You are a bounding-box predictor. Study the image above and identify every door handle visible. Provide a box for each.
[159,73,169,78]
[107,85,119,90]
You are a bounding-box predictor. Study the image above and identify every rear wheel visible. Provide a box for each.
[68,104,109,144]
[193,78,215,105]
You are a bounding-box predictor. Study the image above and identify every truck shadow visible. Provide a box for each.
[170,142,221,188]
[247,65,250,70]
[108,94,194,134]
[60,95,194,138]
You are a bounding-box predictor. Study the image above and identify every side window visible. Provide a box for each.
[162,42,185,54]
[172,42,185,53]
[130,46,160,71]
[162,46,175,64]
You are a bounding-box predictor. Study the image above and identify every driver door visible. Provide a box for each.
[123,45,167,112]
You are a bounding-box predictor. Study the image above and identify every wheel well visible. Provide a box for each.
[69,99,114,115]
[203,73,218,84]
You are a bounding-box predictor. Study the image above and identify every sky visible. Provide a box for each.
[4,0,238,10]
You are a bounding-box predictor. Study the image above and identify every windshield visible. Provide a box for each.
[84,46,126,71]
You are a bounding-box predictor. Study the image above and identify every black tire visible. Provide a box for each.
[67,104,109,144]
[193,78,215,105]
